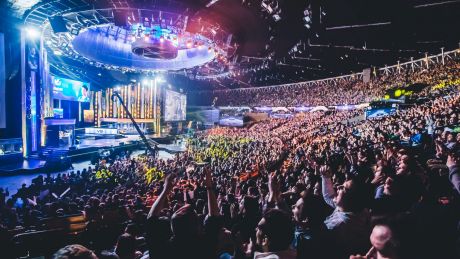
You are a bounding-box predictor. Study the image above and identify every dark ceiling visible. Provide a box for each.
[4,0,460,91]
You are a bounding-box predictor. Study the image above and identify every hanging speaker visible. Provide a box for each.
[49,16,68,33]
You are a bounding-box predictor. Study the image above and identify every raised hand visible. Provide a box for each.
[268,172,280,195]
[164,173,176,192]
[319,165,332,178]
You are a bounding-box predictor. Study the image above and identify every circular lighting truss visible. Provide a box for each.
[27,5,235,75]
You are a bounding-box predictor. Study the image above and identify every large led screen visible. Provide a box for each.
[164,90,186,121]
[52,76,90,102]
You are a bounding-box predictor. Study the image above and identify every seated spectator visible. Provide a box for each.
[115,233,141,259]
[146,169,222,259]
[320,165,371,257]
[253,209,296,259]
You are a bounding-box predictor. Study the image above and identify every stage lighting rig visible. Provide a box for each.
[303,5,313,29]
[25,26,41,39]
[206,0,221,8]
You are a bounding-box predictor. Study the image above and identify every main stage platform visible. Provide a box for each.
[0,134,186,175]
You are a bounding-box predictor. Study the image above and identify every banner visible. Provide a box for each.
[365,108,396,118]
[270,113,293,119]
[85,127,118,135]
[219,116,244,127]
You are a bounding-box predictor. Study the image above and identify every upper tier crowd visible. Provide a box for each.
[1,58,460,259]
[189,57,460,107]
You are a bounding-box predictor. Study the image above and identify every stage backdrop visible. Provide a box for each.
[164,90,186,121]
[0,33,5,128]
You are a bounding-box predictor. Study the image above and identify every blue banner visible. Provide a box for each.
[366,108,396,118]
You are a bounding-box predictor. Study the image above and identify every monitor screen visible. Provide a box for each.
[52,76,91,102]
[164,90,186,121]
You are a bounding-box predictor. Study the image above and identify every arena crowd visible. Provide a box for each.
[1,57,460,259]
[190,58,460,107]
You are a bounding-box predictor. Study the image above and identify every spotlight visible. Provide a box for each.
[155,76,164,82]
[25,27,41,39]
[142,79,150,85]
[186,41,193,48]
[159,36,164,43]
[70,27,80,36]
[53,50,63,56]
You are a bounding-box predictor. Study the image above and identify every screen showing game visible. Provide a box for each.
[52,76,90,102]
[164,90,186,121]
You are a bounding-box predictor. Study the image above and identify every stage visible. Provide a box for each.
[0,138,186,196]
[0,134,187,175]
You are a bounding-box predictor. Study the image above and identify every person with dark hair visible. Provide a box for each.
[292,195,330,259]
[115,233,140,259]
[78,84,89,102]
[146,167,222,259]
[320,165,371,257]
[53,244,98,259]
[253,209,296,259]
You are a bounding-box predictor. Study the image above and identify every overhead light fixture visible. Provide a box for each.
[25,27,41,39]
[70,27,80,36]
[206,0,221,7]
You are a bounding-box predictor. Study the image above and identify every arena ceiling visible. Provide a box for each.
[4,0,460,90]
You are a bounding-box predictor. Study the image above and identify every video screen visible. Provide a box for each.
[164,90,186,121]
[53,108,63,118]
[52,76,90,102]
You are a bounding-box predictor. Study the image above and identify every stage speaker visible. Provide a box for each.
[113,11,127,27]
[49,16,68,33]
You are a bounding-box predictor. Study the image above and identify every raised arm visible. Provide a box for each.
[148,173,175,219]
[205,167,220,216]
[320,165,337,208]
